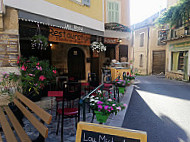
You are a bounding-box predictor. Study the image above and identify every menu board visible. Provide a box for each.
[76,122,147,142]
[0,34,19,67]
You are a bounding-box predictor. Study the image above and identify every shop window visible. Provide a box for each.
[171,51,187,72]
[139,54,143,67]
[140,33,144,47]
[107,0,120,23]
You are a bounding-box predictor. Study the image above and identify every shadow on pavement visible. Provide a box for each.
[122,89,188,142]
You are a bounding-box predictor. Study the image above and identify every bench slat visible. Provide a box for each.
[15,91,52,124]
[4,106,32,142]
[0,107,17,142]
[14,99,49,138]
[0,133,2,142]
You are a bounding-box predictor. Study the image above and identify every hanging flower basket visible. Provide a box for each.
[118,87,125,94]
[91,42,106,53]
[31,34,48,50]
[94,111,109,123]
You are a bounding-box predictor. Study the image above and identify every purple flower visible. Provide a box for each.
[97,101,103,105]
[104,105,109,110]
[98,105,102,109]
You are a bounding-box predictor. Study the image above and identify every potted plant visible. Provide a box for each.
[90,91,126,124]
[0,72,24,125]
[114,79,130,94]
[124,72,136,84]
[17,56,56,101]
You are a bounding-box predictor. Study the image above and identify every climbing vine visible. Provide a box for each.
[157,0,190,28]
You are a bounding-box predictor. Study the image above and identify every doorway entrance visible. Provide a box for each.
[68,47,85,80]
[152,50,166,74]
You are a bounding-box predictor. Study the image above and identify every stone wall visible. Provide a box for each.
[0,7,19,77]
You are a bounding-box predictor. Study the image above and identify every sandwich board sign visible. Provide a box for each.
[76,122,147,142]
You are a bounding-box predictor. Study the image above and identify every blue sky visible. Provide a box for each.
[130,0,167,25]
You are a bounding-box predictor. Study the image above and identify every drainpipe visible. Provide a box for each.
[146,26,150,75]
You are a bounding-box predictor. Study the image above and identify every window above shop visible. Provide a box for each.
[70,0,90,7]
[106,0,120,23]
[140,33,144,47]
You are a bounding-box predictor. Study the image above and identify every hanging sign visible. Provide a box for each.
[49,27,91,46]
[104,37,118,44]
[76,122,147,142]
[0,34,19,67]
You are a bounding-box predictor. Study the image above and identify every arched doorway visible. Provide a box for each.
[68,47,85,80]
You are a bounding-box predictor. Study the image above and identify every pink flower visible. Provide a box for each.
[116,106,121,110]
[112,104,116,106]
[36,62,39,66]
[39,66,42,71]
[39,75,46,81]
[53,70,57,74]
[104,105,109,110]
[97,101,103,105]
[107,99,112,102]
[29,74,35,77]
[36,66,40,70]
[111,107,113,111]
[98,105,102,109]
[108,110,111,112]
[34,83,38,86]
[123,104,127,107]
[21,65,27,71]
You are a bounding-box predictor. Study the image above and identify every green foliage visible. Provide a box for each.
[31,34,48,50]
[0,72,22,102]
[90,91,126,115]
[18,56,56,95]
[157,0,190,28]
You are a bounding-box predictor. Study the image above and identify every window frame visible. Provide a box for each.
[139,32,145,47]
[106,0,121,23]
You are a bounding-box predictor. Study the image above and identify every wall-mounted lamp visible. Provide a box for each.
[118,39,122,43]
[50,43,53,47]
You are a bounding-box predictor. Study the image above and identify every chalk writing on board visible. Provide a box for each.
[81,130,140,142]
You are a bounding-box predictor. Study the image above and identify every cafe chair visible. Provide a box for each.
[56,82,81,135]
[48,91,63,119]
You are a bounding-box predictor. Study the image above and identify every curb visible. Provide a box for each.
[107,84,134,127]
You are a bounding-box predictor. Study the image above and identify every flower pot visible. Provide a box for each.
[118,87,125,94]
[94,111,109,123]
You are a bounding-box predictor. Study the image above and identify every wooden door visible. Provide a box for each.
[152,51,166,74]
[68,47,85,80]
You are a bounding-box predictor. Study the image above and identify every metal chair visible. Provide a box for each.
[56,82,81,141]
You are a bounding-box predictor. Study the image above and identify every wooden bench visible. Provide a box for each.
[0,91,52,142]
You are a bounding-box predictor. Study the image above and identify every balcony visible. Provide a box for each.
[104,23,131,39]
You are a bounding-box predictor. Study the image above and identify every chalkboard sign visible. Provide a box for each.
[76,122,147,142]
[0,34,19,67]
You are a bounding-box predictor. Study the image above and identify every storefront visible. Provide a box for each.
[166,41,190,81]
[18,10,104,82]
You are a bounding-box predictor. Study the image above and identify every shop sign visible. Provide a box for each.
[76,122,147,142]
[0,34,19,67]
[49,27,91,46]
[169,41,190,51]
[104,37,118,44]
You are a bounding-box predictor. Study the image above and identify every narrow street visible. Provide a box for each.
[122,76,190,142]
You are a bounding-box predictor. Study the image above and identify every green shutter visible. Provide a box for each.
[107,1,119,23]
